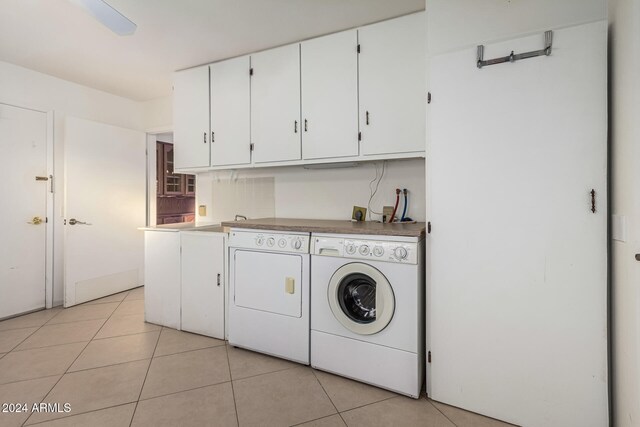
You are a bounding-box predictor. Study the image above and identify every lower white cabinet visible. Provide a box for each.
[144,229,226,339]
[144,231,181,330]
[180,231,226,339]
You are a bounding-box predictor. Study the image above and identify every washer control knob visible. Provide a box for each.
[359,245,370,256]
[278,238,287,248]
[394,247,408,260]
[373,246,384,257]
[267,237,275,247]
[292,239,302,250]
[345,243,356,255]
[255,237,264,246]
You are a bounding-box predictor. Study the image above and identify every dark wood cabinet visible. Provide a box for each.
[156,141,196,224]
[156,142,195,197]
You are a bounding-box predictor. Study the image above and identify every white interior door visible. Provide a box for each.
[301,30,359,160]
[0,104,47,319]
[251,44,302,163]
[428,21,607,427]
[210,56,251,167]
[64,117,146,307]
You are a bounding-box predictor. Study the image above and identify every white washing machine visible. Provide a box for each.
[311,233,425,398]
[228,229,310,364]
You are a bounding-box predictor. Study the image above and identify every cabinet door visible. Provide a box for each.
[301,30,359,160]
[181,232,225,339]
[173,66,210,169]
[156,142,164,195]
[144,231,181,330]
[359,12,426,156]
[163,143,183,195]
[251,44,302,163]
[210,56,251,166]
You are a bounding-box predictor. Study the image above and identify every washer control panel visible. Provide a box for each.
[313,236,418,264]
[229,230,310,254]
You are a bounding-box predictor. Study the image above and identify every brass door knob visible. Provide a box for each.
[27,216,43,225]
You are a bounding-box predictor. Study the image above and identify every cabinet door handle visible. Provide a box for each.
[211,131,215,143]
[294,120,298,133]
[217,273,221,286]
[203,132,207,143]
[366,111,370,125]
[304,119,308,132]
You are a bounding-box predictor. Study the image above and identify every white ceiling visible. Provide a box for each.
[0,0,425,101]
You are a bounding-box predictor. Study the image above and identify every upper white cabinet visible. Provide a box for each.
[301,30,359,160]
[172,12,426,170]
[210,56,251,167]
[358,13,426,156]
[251,44,302,164]
[173,66,210,169]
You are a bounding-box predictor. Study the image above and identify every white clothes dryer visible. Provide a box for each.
[229,229,310,364]
[311,233,425,398]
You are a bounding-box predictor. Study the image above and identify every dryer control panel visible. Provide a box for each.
[229,229,310,254]
[312,236,419,265]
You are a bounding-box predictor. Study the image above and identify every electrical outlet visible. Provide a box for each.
[352,206,367,222]
[382,206,394,222]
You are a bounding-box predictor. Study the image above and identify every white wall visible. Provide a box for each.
[142,95,172,131]
[0,60,147,306]
[427,0,607,54]
[195,159,426,223]
[609,0,640,425]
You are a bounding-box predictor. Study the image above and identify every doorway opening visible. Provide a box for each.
[155,132,196,225]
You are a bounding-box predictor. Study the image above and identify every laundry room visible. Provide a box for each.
[0,0,637,427]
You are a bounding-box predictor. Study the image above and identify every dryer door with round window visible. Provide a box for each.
[327,263,395,335]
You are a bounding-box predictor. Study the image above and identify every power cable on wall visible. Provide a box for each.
[367,161,386,221]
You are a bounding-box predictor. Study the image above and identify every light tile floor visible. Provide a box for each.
[0,288,515,427]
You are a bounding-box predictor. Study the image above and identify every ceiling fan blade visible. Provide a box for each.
[71,0,137,36]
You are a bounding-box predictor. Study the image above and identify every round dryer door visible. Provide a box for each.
[327,263,395,335]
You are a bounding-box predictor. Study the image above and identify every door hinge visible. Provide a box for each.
[250,143,254,152]
[249,68,254,76]
[428,222,431,234]
[358,132,362,141]
[428,351,431,363]
[357,44,361,54]
[590,189,596,213]
[427,92,432,104]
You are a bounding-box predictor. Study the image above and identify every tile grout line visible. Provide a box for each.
[129,326,164,427]
[224,345,241,427]
[152,342,226,359]
[309,368,347,426]
[337,395,402,416]
[21,291,131,427]
[9,318,109,353]
[3,308,66,354]
[429,400,460,427]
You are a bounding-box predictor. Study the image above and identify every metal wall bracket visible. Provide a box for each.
[477,30,553,69]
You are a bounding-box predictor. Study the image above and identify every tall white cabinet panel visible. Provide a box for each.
[251,44,302,163]
[359,12,426,156]
[210,56,251,167]
[144,231,181,330]
[301,30,359,160]
[173,66,210,169]
[181,232,225,339]
[428,22,607,427]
